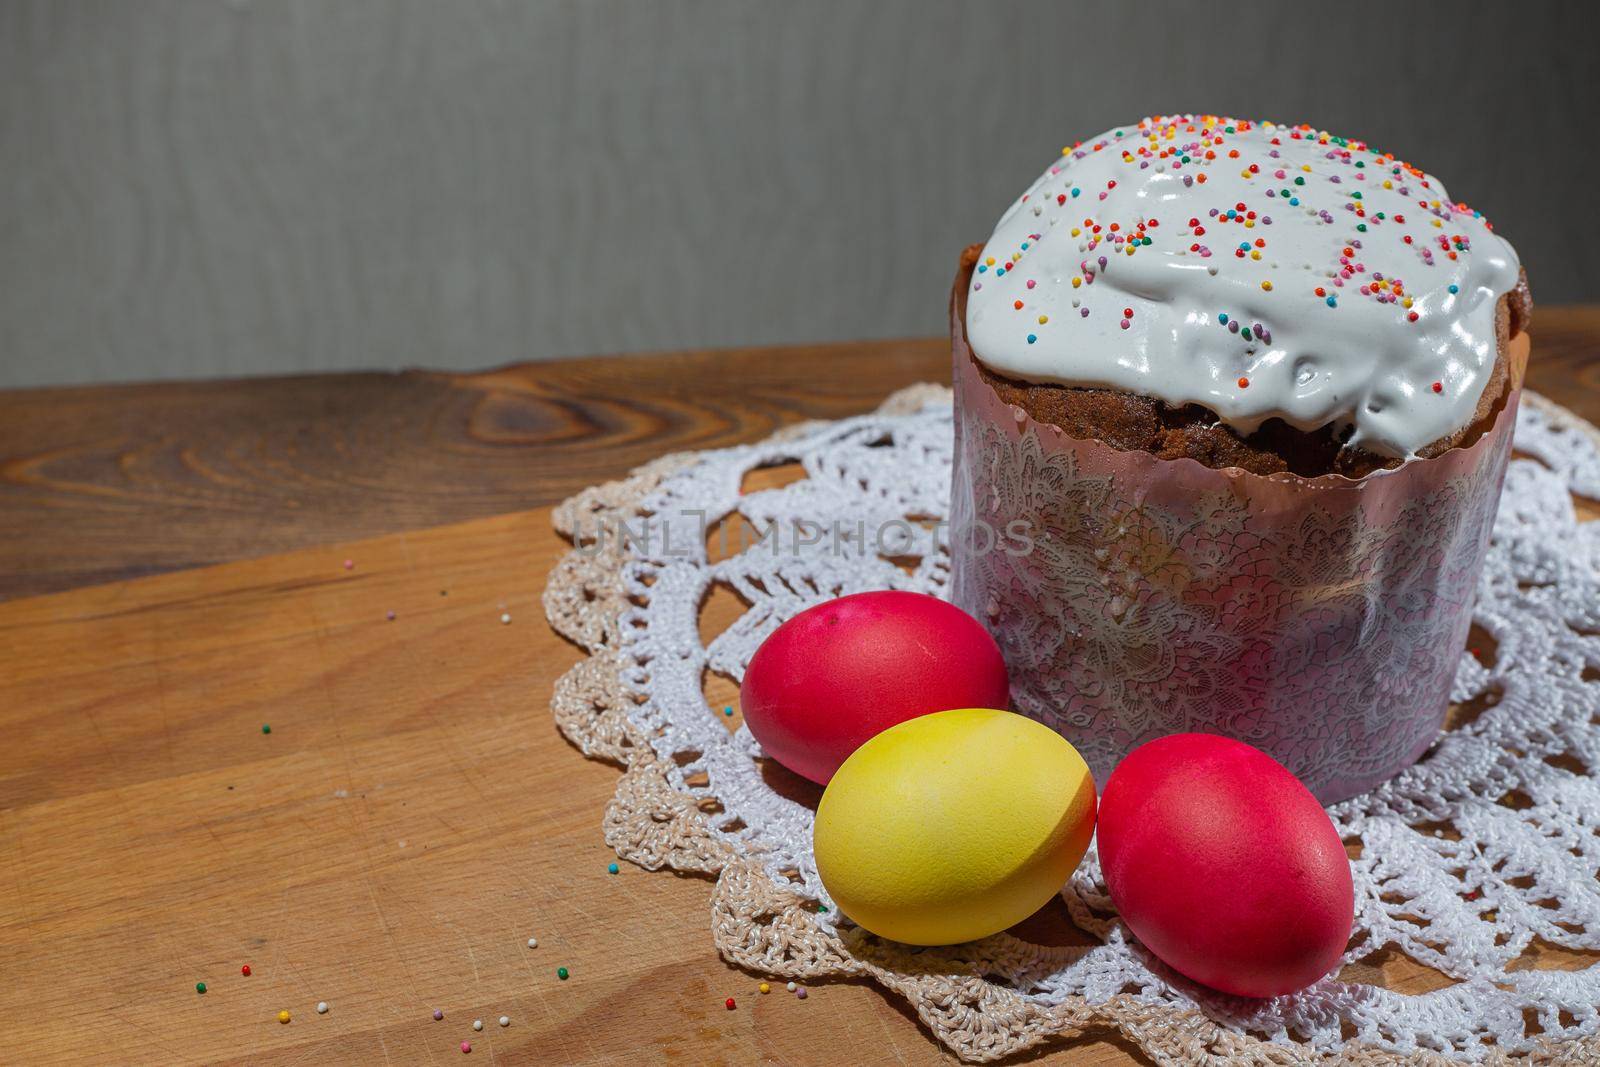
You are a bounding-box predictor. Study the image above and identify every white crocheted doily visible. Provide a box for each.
[544,385,1600,1064]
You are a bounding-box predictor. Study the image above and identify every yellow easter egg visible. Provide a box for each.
[813,707,1096,945]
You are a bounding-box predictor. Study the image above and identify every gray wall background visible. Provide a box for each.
[1,0,1594,388]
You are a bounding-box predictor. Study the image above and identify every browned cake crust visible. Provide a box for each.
[955,244,1532,478]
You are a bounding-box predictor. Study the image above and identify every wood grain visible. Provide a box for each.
[0,505,1155,1066]
[2,308,1597,602]
[0,339,942,600]
[2,326,1597,1063]
[3,497,1595,1065]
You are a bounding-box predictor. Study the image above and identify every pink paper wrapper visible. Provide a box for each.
[948,266,1524,804]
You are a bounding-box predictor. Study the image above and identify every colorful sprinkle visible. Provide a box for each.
[558,967,570,980]
[241,965,251,977]
[759,983,771,994]
[994,123,1512,454]
[499,1016,510,1027]
[607,862,619,875]
[196,982,207,995]
[317,1002,329,1014]
[725,998,737,1010]
[278,1010,291,1024]
[527,937,539,949]
[473,1019,483,1032]
[261,724,271,734]
[433,1010,444,1021]
[461,1042,472,1054]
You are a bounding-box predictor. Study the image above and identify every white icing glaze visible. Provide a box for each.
[966,116,1521,459]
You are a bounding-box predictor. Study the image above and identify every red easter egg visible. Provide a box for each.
[740,590,1009,784]
[1096,734,1353,998]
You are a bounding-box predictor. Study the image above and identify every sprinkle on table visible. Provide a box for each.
[342,559,354,571]
[433,1009,444,1021]
[473,1019,483,1031]
[607,862,619,875]
[526,937,539,949]
[498,1016,510,1027]
[725,997,737,1010]
[795,986,808,1000]
[240,965,251,976]
[557,967,570,980]
[786,982,797,992]
[317,1002,329,1014]
[759,982,770,994]
[196,982,207,995]
[278,1010,291,1024]
[261,724,271,734]
[461,1042,472,1054]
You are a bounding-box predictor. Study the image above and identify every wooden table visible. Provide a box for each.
[2,314,1597,1065]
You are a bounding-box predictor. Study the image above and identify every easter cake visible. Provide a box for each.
[949,116,1529,802]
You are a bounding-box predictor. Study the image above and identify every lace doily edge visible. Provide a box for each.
[541,383,1589,1066]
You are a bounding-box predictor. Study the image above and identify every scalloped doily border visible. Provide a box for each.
[542,384,1595,1065]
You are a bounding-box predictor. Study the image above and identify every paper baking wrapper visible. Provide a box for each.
[949,269,1527,804]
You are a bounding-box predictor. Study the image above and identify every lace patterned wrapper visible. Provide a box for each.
[950,278,1527,804]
